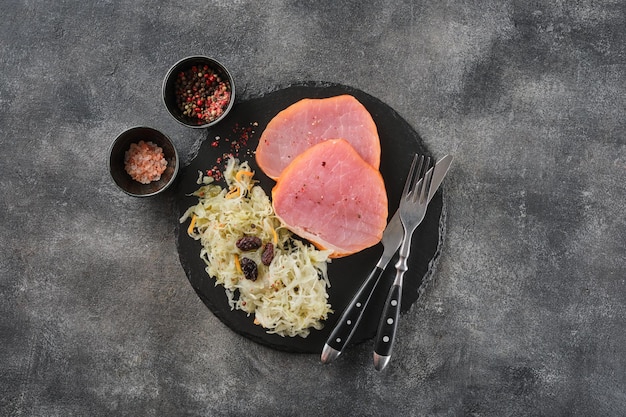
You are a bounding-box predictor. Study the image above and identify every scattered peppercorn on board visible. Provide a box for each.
[175,82,446,353]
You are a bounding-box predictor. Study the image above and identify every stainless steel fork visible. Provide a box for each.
[373,154,434,371]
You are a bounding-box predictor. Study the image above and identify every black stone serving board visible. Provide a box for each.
[175,82,445,353]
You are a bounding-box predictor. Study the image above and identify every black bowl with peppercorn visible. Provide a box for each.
[162,56,235,129]
[109,126,179,197]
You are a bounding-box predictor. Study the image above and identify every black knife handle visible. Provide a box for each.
[324,266,386,353]
[374,283,402,358]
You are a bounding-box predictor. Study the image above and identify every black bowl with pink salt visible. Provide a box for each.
[109,126,179,197]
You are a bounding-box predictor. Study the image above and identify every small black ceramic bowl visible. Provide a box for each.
[109,126,179,197]
[162,56,235,128]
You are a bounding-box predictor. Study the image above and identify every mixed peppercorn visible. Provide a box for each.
[175,64,231,125]
[204,122,258,182]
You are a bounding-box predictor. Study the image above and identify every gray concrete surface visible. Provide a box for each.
[1,1,625,416]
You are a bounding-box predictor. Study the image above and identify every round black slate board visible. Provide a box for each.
[175,82,445,353]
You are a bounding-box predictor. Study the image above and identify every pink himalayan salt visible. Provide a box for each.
[124,140,168,184]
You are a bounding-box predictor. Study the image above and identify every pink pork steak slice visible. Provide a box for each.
[256,94,381,179]
[272,139,387,258]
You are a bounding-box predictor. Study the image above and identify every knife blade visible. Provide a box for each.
[321,154,453,364]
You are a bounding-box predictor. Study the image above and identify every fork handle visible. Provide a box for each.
[373,281,402,370]
[321,266,386,363]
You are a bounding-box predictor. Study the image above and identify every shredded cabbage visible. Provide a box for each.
[180,157,332,337]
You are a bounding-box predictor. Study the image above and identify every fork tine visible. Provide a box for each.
[408,155,428,203]
[419,157,433,203]
[406,155,425,201]
[412,155,425,195]
[401,154,419,199]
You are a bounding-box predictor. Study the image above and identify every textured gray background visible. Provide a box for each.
[1,1,625,416]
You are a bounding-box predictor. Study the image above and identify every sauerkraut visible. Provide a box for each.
[180,157,332,337]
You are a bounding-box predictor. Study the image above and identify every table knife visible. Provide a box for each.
[321,155,453,364]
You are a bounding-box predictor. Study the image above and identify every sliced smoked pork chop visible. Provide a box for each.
[256,95,381,179]
[272,139,388,258]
